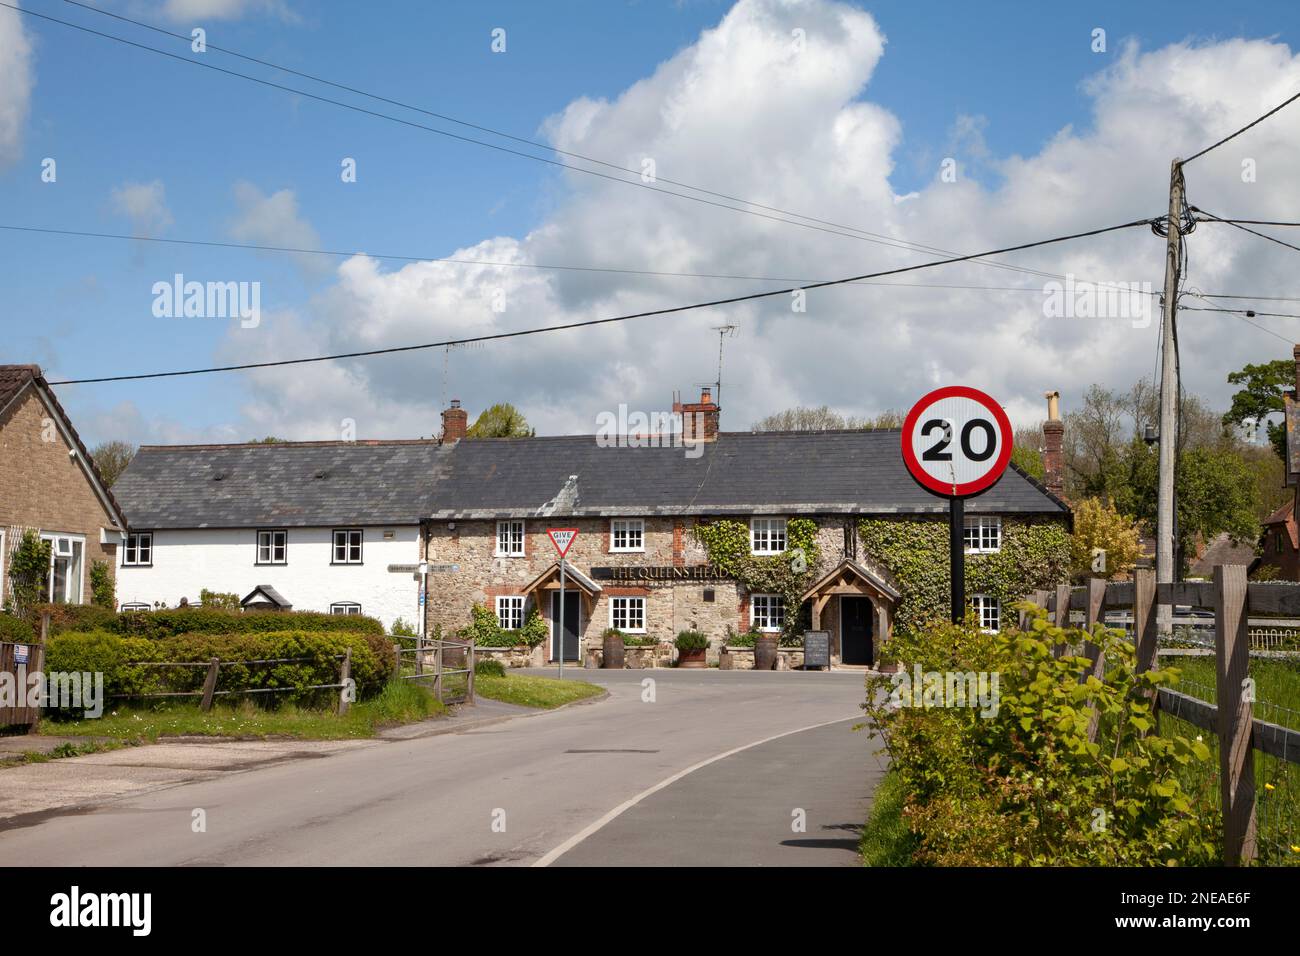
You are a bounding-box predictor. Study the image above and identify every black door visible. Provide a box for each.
[841,597,873,665]
[550,591,581,662]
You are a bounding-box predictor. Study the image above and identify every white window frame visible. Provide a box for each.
[332,529,363,565]
[963,516,1002,554]
[609,596,646,633]
[972,594,1001,633]
[330,602,362,616]
[41,532,86,605]
[610,518,645,553]
[496,596,525,631]
[750,517,787,556]
[123,531,153,567]
[750,593,786,632]
[256,529,287,565]
[495,520,525,557]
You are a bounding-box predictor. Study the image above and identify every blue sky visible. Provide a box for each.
[1,0,1298,445]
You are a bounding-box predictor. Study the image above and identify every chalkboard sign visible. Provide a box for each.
[803,630,830,670]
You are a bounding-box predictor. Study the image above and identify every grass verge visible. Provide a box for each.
[473,672,604,709]
[859,769,918,867]
[36,680,446,742]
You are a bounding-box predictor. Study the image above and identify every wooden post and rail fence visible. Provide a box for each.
[390,638,475,706]
[1024,565,1300,866]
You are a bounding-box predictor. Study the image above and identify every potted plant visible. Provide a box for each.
[674,629,709,668]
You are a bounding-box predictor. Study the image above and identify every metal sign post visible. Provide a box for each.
[547,528,579,677]
[901,386,1013,626]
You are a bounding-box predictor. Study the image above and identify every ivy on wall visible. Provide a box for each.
[692,517,820,637]
[857,517,1071,635]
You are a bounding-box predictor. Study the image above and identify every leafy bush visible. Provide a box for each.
[607,627,655,647]
[863,606,1218,866]
[0,613,36,643]
[673,630,709,652]
[459,604,548,648]
[115,607,384,639]
[6,530,51,622]
[390,617,418,638]
[41,603,119,636]
[474,657,506,677]
[45,629,391,715]
[724,627,762,648]
[517,608,548,649]
[199,589,241,612]
[90,561,115,609]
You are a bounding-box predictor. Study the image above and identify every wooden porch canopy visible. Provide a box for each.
[801,557,901,632]
[520,561,603,601]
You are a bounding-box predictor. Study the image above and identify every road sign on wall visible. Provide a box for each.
[901,385,1013,497]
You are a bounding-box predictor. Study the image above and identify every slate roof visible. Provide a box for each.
[427,430,1069,519]
[1190,532,1260,578]
[115,441,451,529]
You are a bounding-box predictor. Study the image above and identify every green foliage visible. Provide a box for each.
[114,607,384,639]
[89,561,115,609]
[390,616,418,638]
[1010,444,1044,482]
[459,604,547,648]
[474,657,506,677]
[89,439,136,487]
[41,603,118,635]
[1069,497,1142,580]
[45,629,390,714]
[7,530,52,622]
[199,589,241,612]
[863,607,1218,865]
[0,613,36,643]
[607,626,656,647]
[673,629,709,651]
[692,517,820,636]
[465,403,534,438]
[1224,358,1292,461]
[858,518,1070,637]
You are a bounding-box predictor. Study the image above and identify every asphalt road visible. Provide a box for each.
[0,669,885,867]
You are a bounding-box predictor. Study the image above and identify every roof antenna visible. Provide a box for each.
[712,324,737,408]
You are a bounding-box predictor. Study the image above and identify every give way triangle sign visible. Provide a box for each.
[547,528,578,558]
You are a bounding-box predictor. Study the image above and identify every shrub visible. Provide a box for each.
[89,561,115,609]
[41,603,119,636]
[6,530,51,622]
[474,657,506,677]
[674,630,709,652]
[459,604,548,648]
[862,606,1218,866]
[199,589,241,612]
[390,617,418,638]
[517,608,548,649]
[114,607,384,639]
[0,613,36,643]
[607,626,655,647]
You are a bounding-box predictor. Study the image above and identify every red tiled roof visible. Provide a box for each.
[0,364,39,410]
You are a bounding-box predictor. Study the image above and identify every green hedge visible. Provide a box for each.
[45,629,392,714]
[114,608,385,640]
[0,613,36,643]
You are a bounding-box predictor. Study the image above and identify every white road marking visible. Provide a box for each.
[531,713,862,866]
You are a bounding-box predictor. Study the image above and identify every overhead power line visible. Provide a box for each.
[0,221,1162,296]
[1191,208,1300,255]
[5,1,1057,285]
[45,216,1155,386]
[1181,89,1300,165]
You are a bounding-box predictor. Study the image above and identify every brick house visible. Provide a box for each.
[0,365,128,609]
[1252,501,1298,580]
[422,389,1069,665]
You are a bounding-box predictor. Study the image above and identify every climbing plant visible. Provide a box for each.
[857,517,1070,636]
[692,518,821,637]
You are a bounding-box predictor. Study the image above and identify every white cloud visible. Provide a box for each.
[228,180,327,277]
[0,4,33,169]
[197,0,1300,442]
[156,0,297,23]
[110,180,174,235]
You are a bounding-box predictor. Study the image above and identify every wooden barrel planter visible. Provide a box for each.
[754,634,779,671]
[676,647,708,668]
[602,630,626,669]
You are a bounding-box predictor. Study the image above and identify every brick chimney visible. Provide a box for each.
[441,399,468,443]
[673,387,720,443]
[1042,390,1064,498]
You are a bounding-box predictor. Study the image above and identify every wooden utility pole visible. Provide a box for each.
[1156,159,1185,632]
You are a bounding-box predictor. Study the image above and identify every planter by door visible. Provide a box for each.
[754,634,779,671]
[677,647,707,668]
[602,631,625,669]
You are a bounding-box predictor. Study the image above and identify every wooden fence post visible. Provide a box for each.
[1052,583,1071,657]
[391,643,401,681]
[1133,568,1159,733]
[337,648,352,716]
[1021,589,1049,629]
[30,611,51,732]
[1082,578,1107,742]
[434,639,443,704]
[467,640,476,704]
[1213,564,1257,866]
[200,658,220,713]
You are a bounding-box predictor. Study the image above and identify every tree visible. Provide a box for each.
[465,403,533,438]
[1223,358,1293,461]
[1011,425,1044,480]
[1069,498,1142,580]
[89,440,136,487]
[752,405,847,431]
[249,436,288,444]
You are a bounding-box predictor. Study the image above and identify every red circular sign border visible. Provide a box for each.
[900,385,1014,498]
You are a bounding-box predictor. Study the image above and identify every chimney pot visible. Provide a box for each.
[1041,390,1065,498]
[676,386,720,443]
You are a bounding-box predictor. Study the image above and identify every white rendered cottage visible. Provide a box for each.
[112,440,449,630]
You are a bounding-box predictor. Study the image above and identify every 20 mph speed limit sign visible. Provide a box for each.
[901,385,1013,498]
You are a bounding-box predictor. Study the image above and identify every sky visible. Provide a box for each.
[1,0,1299,447]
